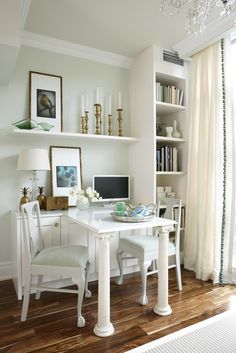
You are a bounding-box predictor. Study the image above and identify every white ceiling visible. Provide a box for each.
[24,0,188,58]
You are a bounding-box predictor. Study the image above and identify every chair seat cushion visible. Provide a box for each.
[120,236,175,256]
[32,245,88,268]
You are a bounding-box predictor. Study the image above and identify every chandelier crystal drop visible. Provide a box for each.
[160,0,236,34]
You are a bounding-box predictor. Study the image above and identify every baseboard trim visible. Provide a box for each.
[0,261,13,280]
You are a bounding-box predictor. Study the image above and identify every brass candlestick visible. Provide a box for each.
[99,105,102,134]
[108,114,112,135]
[84,111,89,134]
[94,104,101,134]
[117,108,123,136]
[81,116,85,133]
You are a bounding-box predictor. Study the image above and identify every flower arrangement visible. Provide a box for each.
[70,186,101,210]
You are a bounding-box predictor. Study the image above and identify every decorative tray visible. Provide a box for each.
[111,212,155,223]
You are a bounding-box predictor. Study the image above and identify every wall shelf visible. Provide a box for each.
[2,127,139,143]
[156,101,186,116]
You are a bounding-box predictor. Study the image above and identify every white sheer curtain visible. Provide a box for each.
[185,37,236,284]
[184,42,223,282]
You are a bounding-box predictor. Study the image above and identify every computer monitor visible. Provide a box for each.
[92,175,130,203]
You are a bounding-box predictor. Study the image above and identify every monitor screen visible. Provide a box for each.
[93,175,130,202]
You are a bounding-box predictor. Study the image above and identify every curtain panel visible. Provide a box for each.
[184,42,223,282]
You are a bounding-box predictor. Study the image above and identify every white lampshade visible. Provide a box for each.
[17,148,50,171]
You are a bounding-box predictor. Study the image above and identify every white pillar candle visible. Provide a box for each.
[118,91,122,109]
[96,87,99,103]
[81,95,85,114]
[85,94,89,111]
[100,87,103,105]
[108,94,112,115]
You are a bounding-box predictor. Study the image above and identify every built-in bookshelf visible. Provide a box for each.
[129,45,188,208]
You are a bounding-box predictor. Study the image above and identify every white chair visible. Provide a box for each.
[116,198,182,305]
[20,201,91,327]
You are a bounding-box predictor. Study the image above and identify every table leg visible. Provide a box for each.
[94,233,115,337]
[154,226,173,316]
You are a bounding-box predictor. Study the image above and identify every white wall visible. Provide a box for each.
[0,45,130,272]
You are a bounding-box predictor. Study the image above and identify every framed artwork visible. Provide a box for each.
[29,71,63,132]
[50,146,82,206]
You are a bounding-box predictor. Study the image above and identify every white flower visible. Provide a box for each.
[85,186,93,195]
[71,185,102,201]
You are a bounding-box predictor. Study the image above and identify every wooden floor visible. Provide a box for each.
[1,269,236,353]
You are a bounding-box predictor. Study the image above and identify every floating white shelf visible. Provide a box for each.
[156,101,186,116]
[2,127,139,143]
[156,171,185,175]
[156,136,185,143]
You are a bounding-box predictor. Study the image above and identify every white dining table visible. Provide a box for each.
[63,206,176,337]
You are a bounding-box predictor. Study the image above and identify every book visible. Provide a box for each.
[173,147,178,172]
[179,89,184,106]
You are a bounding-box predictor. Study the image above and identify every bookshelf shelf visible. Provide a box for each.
[156,171,185,175]
[156,101,186,116]
[156,136,185,143]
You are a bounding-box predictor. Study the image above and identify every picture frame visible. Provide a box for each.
[50,146,82,206]
[29,71,63,132]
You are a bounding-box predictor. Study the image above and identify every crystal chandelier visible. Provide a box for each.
[160,0,236,34]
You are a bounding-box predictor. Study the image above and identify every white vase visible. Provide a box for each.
[76,196,90,210]
[165,126,173,138]
[172,120,181,138]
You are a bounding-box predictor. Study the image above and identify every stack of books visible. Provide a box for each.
[156,82,184,106]
[156,146,178,172]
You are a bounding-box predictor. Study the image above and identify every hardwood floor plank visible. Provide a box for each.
[0,269,236,353]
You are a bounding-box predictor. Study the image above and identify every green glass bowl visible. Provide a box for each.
[13,119,38,130]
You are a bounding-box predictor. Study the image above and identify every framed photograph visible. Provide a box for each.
[50,146,82,206]
[29,71,63,132]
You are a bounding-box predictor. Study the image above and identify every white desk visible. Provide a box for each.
[64,207,175,337]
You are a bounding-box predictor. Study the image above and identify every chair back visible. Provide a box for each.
[21,201,43,265]
[162,198,182,252]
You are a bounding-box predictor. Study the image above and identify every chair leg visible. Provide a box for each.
[73,274,86,327]
[175,253,182,291]
[35,275,43,300]
[84,261,92,298]
[139,260,151,305]
[116,249,125,285]
[21,271,31,321]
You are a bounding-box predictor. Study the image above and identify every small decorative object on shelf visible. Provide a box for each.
[13,118,38,130]
[38,122,54,131]
[70,186,102,210]
[108,114,112,135]
[156,122,166,136]
[172,120,181,138]
[84,111,89,134]
[117,92,123,136]
[117,109,123,136]
[81,116,85,133]
[165,126,173,137]
[37,186,46,209]
[94,104,102,134]
[19,187,30,210]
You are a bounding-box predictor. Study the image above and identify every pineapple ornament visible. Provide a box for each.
[37,186,46,209]
[19,187,30,210]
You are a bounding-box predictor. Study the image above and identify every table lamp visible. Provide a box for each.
[17,148,50,201]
